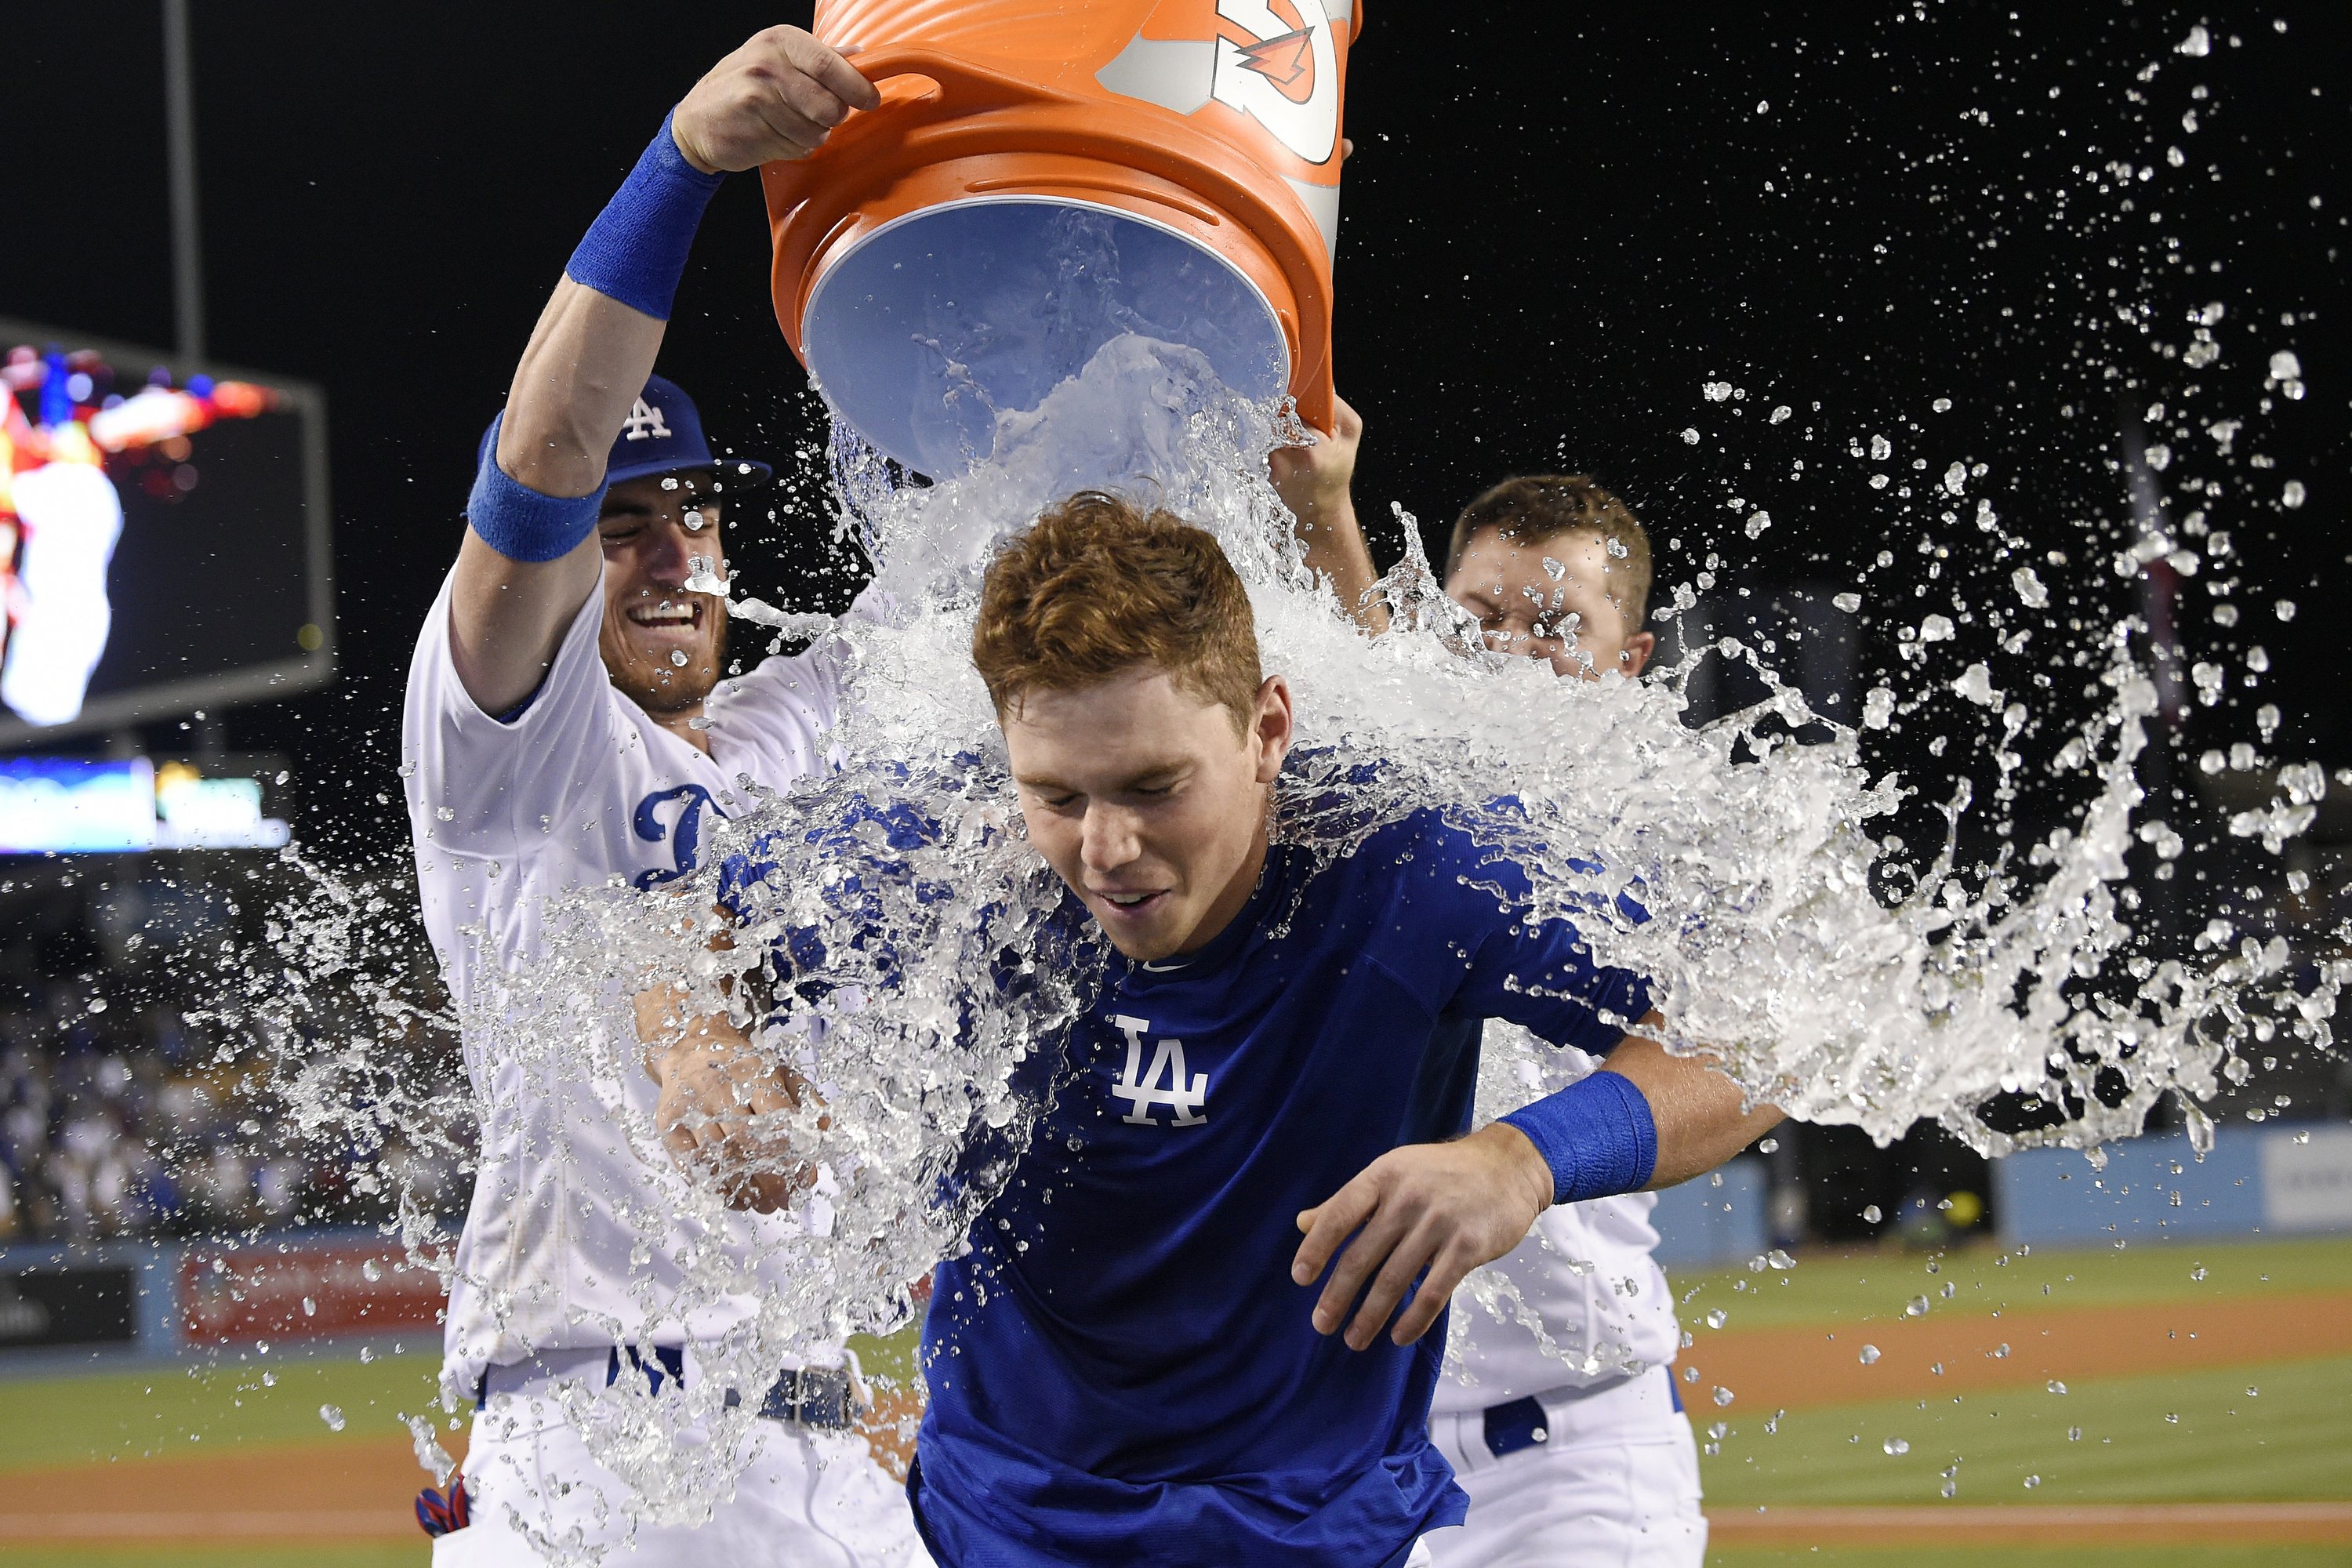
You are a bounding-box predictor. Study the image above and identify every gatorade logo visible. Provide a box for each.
[1210,1,1338,164]
[1098,2,1343,169]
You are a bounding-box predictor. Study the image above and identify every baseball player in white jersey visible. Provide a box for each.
[1274,417,1707,1566]
[401,27,927,1566]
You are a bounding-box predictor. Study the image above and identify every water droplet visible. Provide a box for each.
[670,649,690,666]
[1862,1204,1882,1224]
[2177,24,2211,55]
[1706,1309,1729,1330]
[1884,1436,1910,1455]
[1703,382,1733,402]
[1870,434,1893,461]
[2246,1386,2259,1397]
[301,1297,316,1317]
[2275,600,2297,622]
[1680,426,1701,445]
[1932,397,1952,413]
[1713,1386,1735,1406]
[1833,591,1862,613]
[361,1260,382,1282]
[2281,481,2306,509]
[2048,1380,2067,1395]
[1769,405,1792,424]
[2024,1474,2042,1489]
[1907,1296,1931,1317]
[319,1405,346,1432]
[1859,1345,1882,1365]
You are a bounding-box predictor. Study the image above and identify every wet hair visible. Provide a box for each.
[1443,475,1653,630]
[973,490,1263,733]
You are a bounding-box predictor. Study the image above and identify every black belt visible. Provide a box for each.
[1480,1369,1682,1459]
[739,1365,858,1430]
[1482,1395,1551,1458]
[477,1347,857,1431]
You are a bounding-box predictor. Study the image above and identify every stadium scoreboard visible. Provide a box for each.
[0,316,332,748]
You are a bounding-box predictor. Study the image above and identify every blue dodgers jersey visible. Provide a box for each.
[911,808,1655,1568]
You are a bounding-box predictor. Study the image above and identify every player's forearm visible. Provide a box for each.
[1292,490,1389,634]
[1495,1029,1780,1203]
[1599,1033,1784,1191]
[496,278,668,499]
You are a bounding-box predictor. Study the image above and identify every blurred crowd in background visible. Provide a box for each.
[0,858,466,1243]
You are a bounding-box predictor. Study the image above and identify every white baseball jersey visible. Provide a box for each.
[1432,1031,1681,1418]
[402,566,862,1406]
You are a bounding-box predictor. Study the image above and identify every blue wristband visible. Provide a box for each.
[564,111,726,321]
[466,412,607,563]
[1499,1069,1659,1206]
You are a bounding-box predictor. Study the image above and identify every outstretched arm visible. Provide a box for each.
[1270,394,1388,634]
[1291,1018,1779,1351]
[448,27,877,716]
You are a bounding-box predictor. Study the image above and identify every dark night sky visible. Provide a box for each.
[4,2,2347,868]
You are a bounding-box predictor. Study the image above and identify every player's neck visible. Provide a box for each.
[648,699,713,756]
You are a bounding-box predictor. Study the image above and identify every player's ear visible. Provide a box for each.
[1620,632,1656,678]
[1250,675,1294,782]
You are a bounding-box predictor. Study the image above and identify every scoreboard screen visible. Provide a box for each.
[1,318,332,746]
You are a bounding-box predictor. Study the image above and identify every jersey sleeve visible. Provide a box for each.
[401,566,624,858]
[699,582,892,768]
[1374,810,1656,1057]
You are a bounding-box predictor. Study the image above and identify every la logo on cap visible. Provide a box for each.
[621,397,671,441]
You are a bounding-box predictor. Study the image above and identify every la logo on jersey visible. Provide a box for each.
[620,397,671,441]
[1211,0,1338,165]
[1108,1014,1209,1127]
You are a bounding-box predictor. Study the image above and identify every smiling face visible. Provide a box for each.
[1446,527,1655,681]
[1004,666,1293,962]
[596,472,729,715]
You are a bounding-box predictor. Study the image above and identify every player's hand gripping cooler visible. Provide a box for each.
[762,0,1359,476]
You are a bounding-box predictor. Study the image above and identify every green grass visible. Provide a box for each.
[848,1323,921,1388]
[1698,1352,2352,1507]
[0,1349,444,1471]
[1667,1235,2352,1332]
[1708,1551,2352,1568]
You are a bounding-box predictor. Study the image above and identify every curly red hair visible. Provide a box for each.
[972,490,1261,732]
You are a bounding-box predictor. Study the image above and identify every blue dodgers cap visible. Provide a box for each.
[474,373,772,491]
[604,373,771,488]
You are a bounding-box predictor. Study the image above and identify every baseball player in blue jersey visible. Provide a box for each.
[656,492,1782,1566]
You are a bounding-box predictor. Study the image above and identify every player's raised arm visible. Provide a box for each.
[1270,393,1389,634]
[447,27,878,716]
[1292,1018,1780,1352]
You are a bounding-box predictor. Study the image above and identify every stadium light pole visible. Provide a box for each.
[162,0,204,364]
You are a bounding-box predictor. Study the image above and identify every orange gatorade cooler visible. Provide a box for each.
[763,1,1360,476]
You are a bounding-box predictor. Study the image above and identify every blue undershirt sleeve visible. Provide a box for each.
[1498,1069,1660,1204]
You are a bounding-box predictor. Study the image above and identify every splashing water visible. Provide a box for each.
[194,26,2346,1542]
[316,309,2338,1534]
